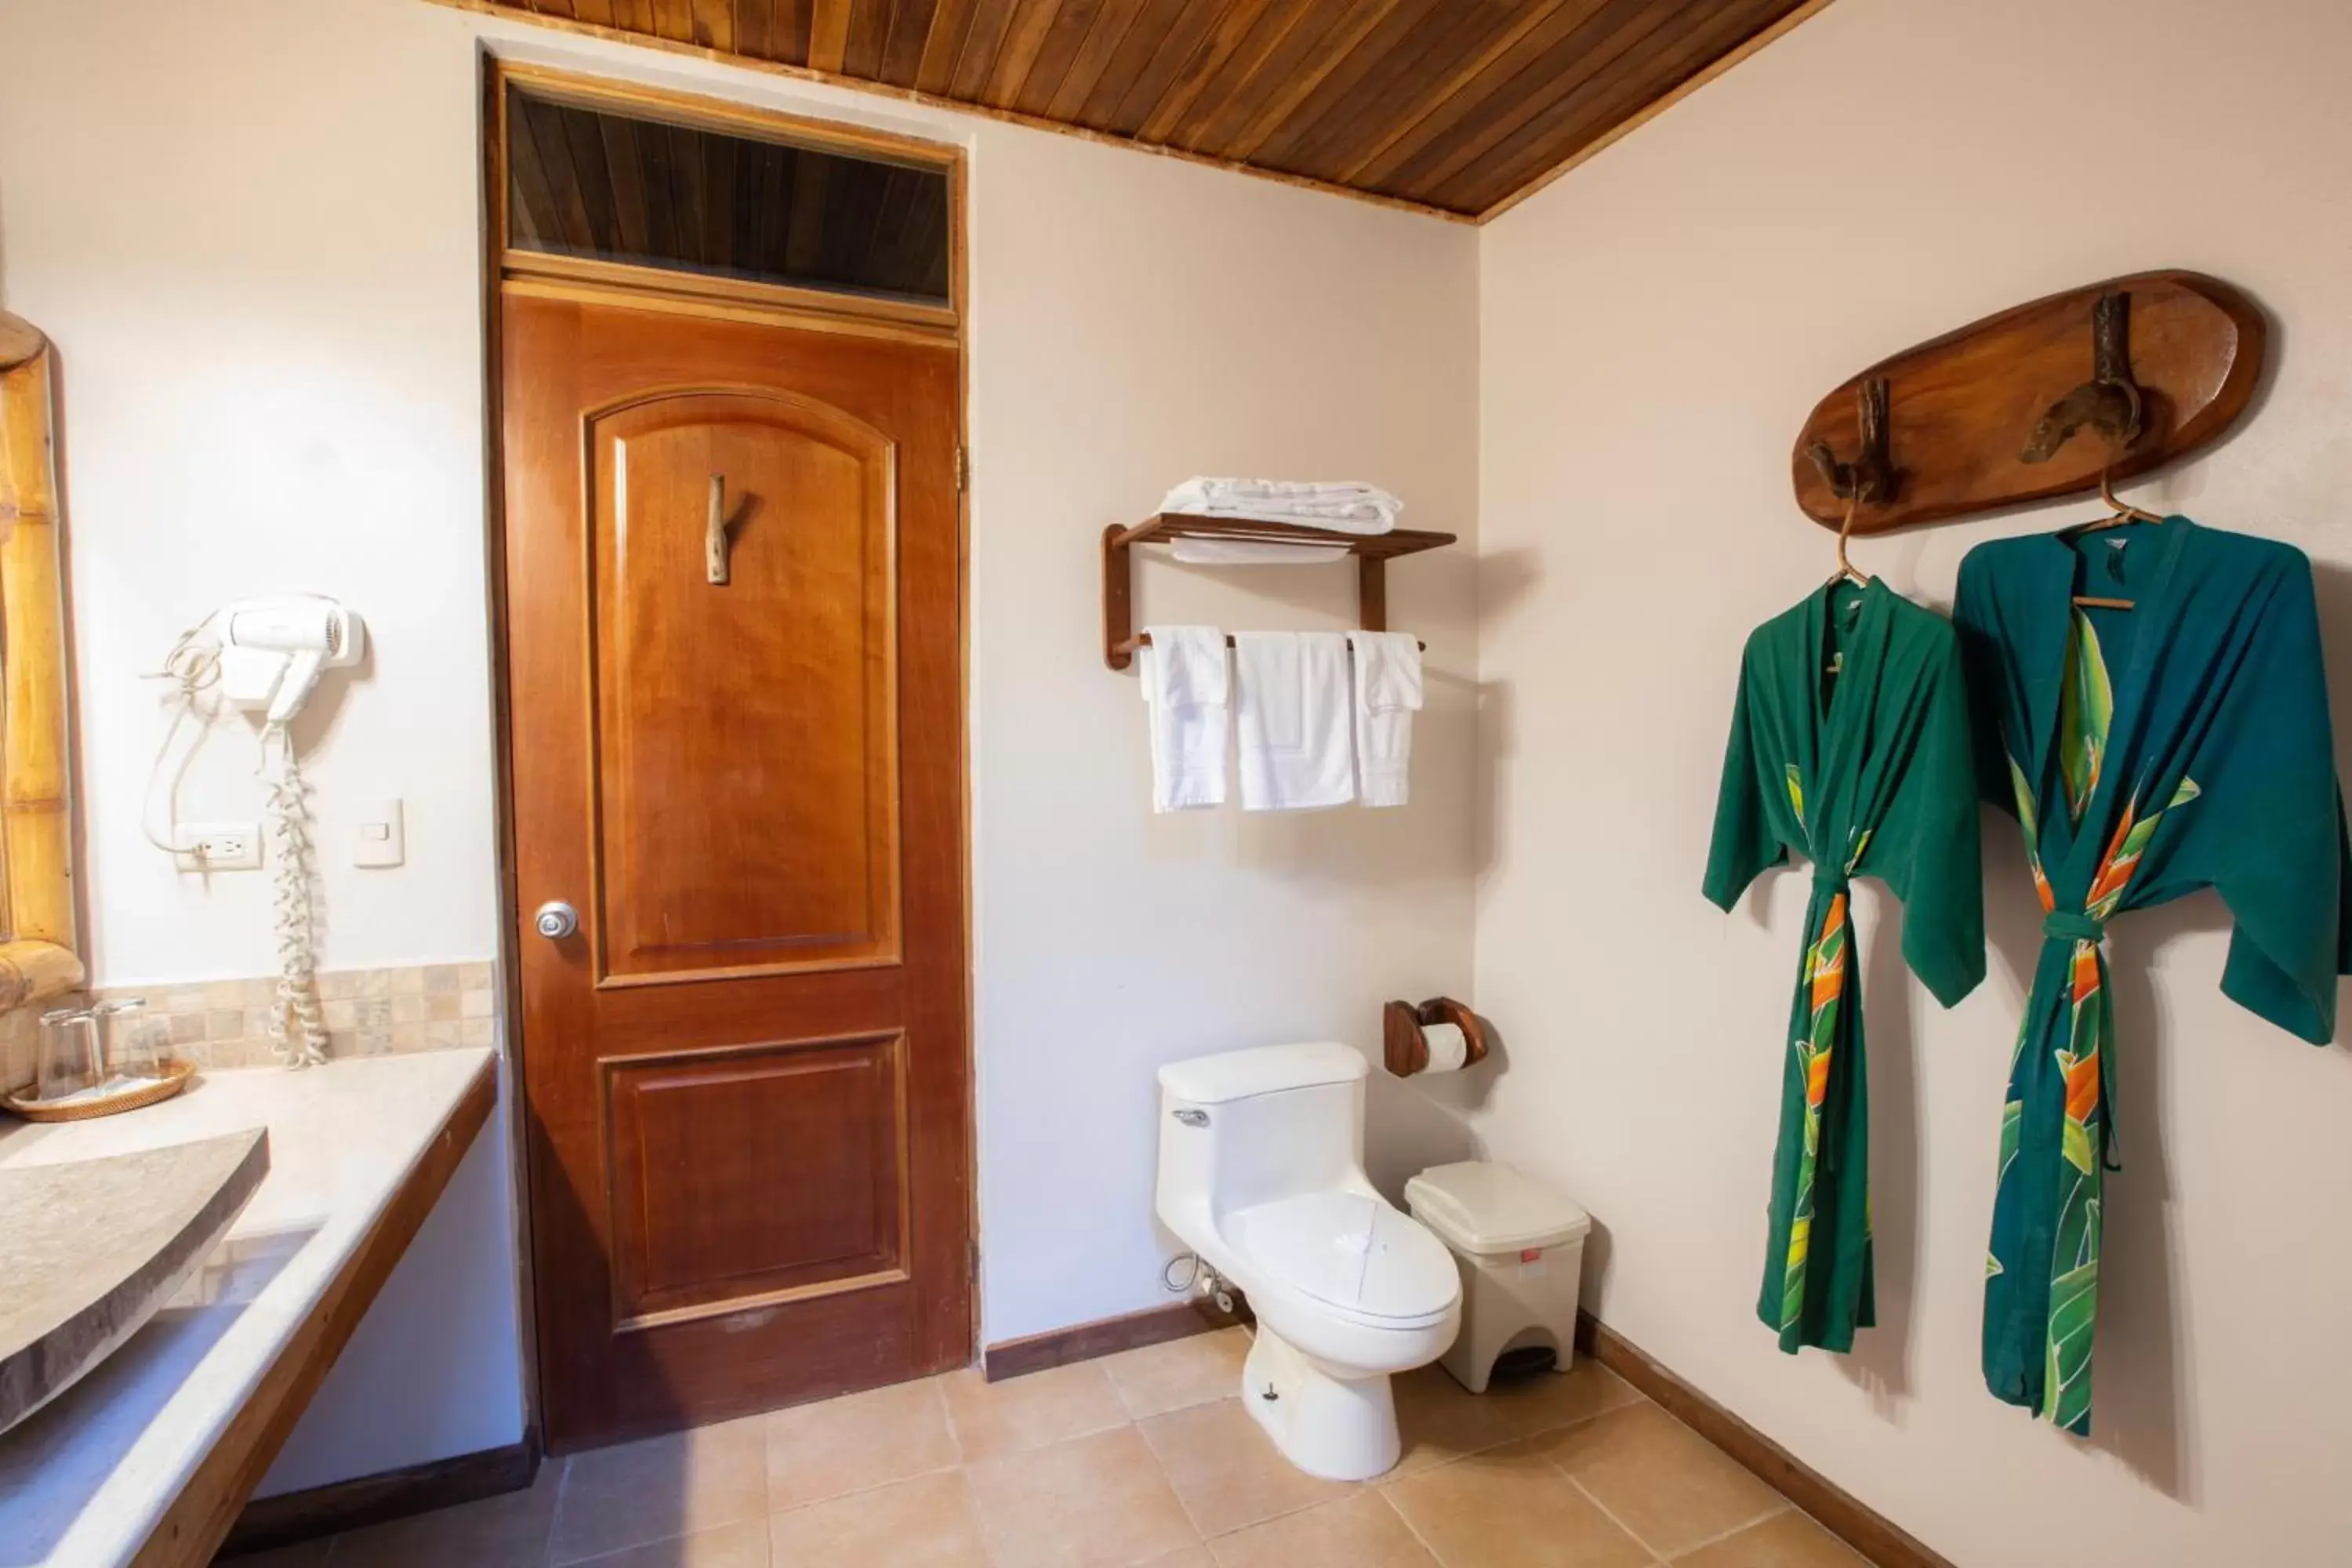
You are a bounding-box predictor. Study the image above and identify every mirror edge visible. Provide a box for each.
[0,311,85,1013]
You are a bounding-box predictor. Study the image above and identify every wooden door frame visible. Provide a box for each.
[477,55,975,1446]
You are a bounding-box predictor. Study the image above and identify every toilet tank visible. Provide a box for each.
[1156,1044,1369,1225]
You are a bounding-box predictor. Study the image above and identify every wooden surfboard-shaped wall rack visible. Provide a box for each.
[1792,270,2267,535]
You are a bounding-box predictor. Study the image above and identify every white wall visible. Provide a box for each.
[0,0,529,1494]
[1475,2,2352,1565]
[0,0,1482,1488]
[959,83,1480,1341]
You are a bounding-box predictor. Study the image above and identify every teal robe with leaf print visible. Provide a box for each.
[1955,516,2352,1436]
[1706,579,1985,1354]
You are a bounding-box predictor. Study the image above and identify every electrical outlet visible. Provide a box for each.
[174,823,262,872]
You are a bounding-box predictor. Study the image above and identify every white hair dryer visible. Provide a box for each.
[144,593,366,1071]
[216,597,365,726]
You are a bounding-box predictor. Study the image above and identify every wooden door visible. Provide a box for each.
[499,292,969,1451]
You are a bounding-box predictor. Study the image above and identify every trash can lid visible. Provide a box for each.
[1404,1160,1590,1254]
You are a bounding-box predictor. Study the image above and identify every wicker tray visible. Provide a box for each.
[2,1059,197,1123]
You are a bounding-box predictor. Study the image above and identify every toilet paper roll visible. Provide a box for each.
[1421,1021,1469,1073]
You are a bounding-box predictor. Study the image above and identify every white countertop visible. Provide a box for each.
[0,1049,498,1567]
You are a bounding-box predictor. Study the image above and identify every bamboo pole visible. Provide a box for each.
[0,310,84,1011]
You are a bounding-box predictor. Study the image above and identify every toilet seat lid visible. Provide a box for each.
[1228,1193,1458,1323]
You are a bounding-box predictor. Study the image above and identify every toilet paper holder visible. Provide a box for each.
[1382,996,1488,1077]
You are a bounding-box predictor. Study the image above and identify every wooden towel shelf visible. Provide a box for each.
[1102,513,1456,671]
[1120,631,1425,652]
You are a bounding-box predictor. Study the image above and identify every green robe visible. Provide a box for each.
[1955,516,2352,1435]
[1705,579,1986,1353]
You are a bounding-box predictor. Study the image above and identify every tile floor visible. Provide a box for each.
[223,1330,1865,1568]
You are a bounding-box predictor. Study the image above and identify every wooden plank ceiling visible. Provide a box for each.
[452,0,1821,220]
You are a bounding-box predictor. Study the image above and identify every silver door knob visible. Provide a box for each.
[534,901,579,940]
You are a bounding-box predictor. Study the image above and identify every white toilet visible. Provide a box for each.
[1155,1042,1462,1481]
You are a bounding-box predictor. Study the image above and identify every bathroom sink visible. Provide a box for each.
[0,1128,270,1434]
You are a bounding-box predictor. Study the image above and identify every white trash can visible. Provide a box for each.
[1405,1160,1592,1394]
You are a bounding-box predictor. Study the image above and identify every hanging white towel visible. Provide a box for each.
[1160,477,1403,534]
[1138,625,1229,812]
[1233,632,1355,811]
[1168,538,1350,566]
[1347,630,1423,808]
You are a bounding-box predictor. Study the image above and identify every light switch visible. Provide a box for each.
[354,797,405,868]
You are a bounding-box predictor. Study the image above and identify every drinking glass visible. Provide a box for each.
[94,997,163,1081]
[35,1006,100,1103]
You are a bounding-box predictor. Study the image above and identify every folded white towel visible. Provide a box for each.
[1347,630,1423,808]
[1169,538,1350,566]
[1139,626,1229,811]
[1233,632,1355,811]
[1173,477,1401,511]
[1160,477,1403,535]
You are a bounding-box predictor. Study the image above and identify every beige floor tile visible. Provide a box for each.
[332,1458,561,1568]
[1389,1356,1641,1476]
[764,1375,960,1512]
[567,1518,770,1567]
[1675,1512,1866,1567]
[967,1425,1201,1568]
[1479,1360,1646,1439]
[1381,1439,1651,1568]
[1102,1329,1250,1420]
[1138,1396,1355,1537]
[550,1415,769,1565]
[1389,1365,1528,1476]
[1207,1492,1439,1567]
[1137,1551,1219,1568]
[943,1360,1130,1461]
[768,1469,989,1567]
[1534,1404,1786,1559]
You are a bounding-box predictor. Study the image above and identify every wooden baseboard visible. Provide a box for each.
[1575,1312,1955,1568]
[215,1436,539,1559]
[983,1294,1250,1383]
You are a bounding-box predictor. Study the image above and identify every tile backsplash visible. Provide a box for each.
[0,962,498,1095]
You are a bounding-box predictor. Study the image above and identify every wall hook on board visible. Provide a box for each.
[2020,289,2145,464]
[1803,376,1898,507]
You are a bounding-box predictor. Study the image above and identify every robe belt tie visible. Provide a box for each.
[1806,866,1852,1178]
[2039,907,2122,1175]
[2042,910,2106,943]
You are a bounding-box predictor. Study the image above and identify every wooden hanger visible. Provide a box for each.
[2070,464,2160,610]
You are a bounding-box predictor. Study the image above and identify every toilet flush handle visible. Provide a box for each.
[1172,1109,1209,1127]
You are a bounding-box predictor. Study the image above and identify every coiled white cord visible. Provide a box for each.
[140,623,223,856]
[144,619,331,1070]
[260,724,329,1069]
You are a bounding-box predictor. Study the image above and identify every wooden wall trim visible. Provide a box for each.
[982,1294,1250,1383]
[429,0,1475,226]
[1574,1311,1957,1568]
[216,1437,539,1559]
